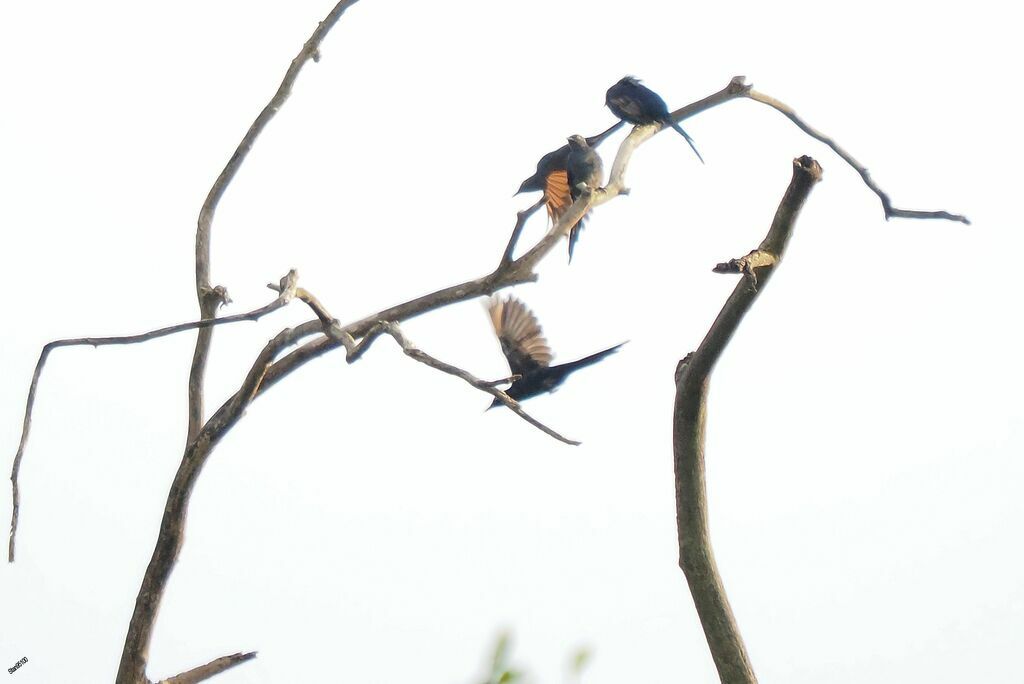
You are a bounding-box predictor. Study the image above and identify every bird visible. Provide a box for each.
[565,134,604,262]
[515,121,624,228]
[486,295,624,409]
[605,75,704,163]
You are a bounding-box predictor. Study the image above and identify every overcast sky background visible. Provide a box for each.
[1,1,1020,682]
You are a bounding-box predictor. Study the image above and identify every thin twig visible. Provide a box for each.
[352,321,580,446]
[7,273,297,563]
[501,195,546,265]
[157,652,257,684]
[673,156,824,684]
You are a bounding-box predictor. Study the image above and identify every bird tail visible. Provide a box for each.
[514,177,537,197]
[567,219,585,263]
[584,119,626,148]
[667,121,705,164]
[561,342,627,375]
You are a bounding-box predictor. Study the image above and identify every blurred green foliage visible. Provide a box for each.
[477,633,591,684]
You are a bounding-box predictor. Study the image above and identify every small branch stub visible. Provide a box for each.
[157,651,257,684]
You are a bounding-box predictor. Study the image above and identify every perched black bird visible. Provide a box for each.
[565,134,604,262]
[487,295,624,409]
[605,76,704,164]
[515,122,623,228]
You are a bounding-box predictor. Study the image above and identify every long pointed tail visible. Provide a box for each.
[556,342,627,377]
[668,120,704,164]
[585,119,626,148]
[567,219,585,263]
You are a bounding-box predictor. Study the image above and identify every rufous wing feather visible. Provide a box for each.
[488,296,553,375]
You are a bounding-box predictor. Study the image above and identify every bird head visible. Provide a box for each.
[566,134,588,149]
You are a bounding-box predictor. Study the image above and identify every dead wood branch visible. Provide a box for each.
[116,325,306,684]
[156,652,257,684]
[7,271,298,562]
[501,196,546,264]
[742,89,969,223]
[673,156,823,684]
[664,76,968,224]
[120,2,362,679]
[187,0,363,444]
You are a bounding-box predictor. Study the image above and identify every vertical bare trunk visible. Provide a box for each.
[673,156,823,683]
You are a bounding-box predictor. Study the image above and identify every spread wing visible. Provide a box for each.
[488,296,552,375]
[544,169,572,222]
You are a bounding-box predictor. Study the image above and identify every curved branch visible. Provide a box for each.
[746,89,970,222]
[673,156,823,684]
[666,76,968,224]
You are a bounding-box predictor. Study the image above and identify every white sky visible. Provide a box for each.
[1,1,1020,682]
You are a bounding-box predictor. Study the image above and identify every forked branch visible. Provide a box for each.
[115,324,308,684]
[262,285,573,442]
[254,73,971,404]
[187,0,364,444]
[7,271,298,562]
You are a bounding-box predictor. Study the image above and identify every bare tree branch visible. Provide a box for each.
[673,156,824,684]
[116,325,307,684]
[669,76,969,224]
[500,195,546,265]
[231,75,970,424]
[251,120,692,396]
[7,271,298,562]
[349,321,580,446]
[268,278,337,329]
[129,4,361,675]
[187,0,363,445]
[156,652,257,684]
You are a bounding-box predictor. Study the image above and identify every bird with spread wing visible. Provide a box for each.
[487,296,624,409]
[515,122,623,234]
